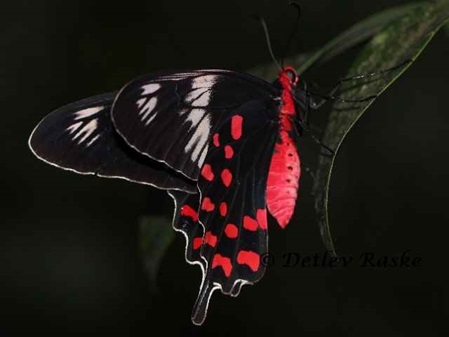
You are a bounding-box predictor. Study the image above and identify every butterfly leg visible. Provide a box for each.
[293,118,334,157]
[307,59,413,108]
[305,129,335,157]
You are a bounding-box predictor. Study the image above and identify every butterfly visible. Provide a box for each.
[29,66,311,325]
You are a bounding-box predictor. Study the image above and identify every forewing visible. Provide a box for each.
[111,70,276,180]
[29,93,196,192]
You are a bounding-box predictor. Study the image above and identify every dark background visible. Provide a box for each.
[1,0,448,335]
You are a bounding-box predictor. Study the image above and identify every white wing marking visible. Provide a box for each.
[66,121,83,134]
[145,113,158,126]
[86,134,101,147]
[191,116,211,162]
[198,144,209,168]
[184,75,217,107]
[185,108,205,130]
[137,98,147,109]
[185,114,211,163]
[141,83,161,95]
[140,97,158,123]
[178,108,188,116]
[71,119,98,145]
[74,106,103,120]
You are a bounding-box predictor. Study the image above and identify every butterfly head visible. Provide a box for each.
[278,66,300,89]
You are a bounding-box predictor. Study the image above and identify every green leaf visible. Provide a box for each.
[249,3,422,79]
[444,19,449,36]
[298,2,423,73]
[139,215,175,293]
[312,0,449,257]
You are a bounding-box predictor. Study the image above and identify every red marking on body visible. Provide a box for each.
[219,202,228,216]
[201,197,215,212]
[201,164,214,181]
[204,231,217,247]
[193,237,203,250]
[231,115,243,140]
[213,133,220,147]
[220,169,232,187]
[180,205,198,222]
[224,145,234,159]
[256,208,267,230]
[212,254,233,277]
[267,131,301,228]
[237,250,260,272]
[278,66,300,129]
[224,224,238,239]
[266,67,301,228]
[243,215,258,231]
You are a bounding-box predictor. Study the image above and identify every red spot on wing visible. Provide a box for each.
[221,169,232,187]
[180,205,198,222]
[213,133,220,147]
[212,254,233,277]
[237,250,260,272]
[224,224,238,239]
[243,216,258,231]
[244,212,266,231]
[256,208,267,230]
[219,202,228,216]
[201,197,215,212]
[201,164,214,181]
[231,115,243,140]
[193,237,203,250]
[224,145,234,159]
[204,231,217,247]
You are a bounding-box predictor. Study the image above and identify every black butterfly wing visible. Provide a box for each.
[30,70,282,326]
[111,70,277,180]
[29,92,196,192]
[192,98,278,325]
[168,190,205,269]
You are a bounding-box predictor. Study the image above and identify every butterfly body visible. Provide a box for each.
[29,66,306,325]
[267,66,301,228]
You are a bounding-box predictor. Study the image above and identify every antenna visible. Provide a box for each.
[255,16,282,71]
[281,1,302,68]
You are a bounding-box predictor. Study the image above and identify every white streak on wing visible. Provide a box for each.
[74,106,103,120]
[191,90,211,107]
[178,108,188,116]
[191,116,211,162]
[141,83,161,95]
[191,75,217,107]
[185,108,205,130]
[66,121,83,134]
[72,119,98,144]
[184,75,217,107]
[145,113,157,126]
[140,97,158,121]
[185,115,211,162]
[184,88,206,105]
[86,134,100,147]
[136,98,147,109]
[192,75,217,89]
[198,144,209,168]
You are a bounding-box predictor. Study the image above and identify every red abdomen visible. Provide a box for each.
[266,68,301,228]
[266,130,300,228]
